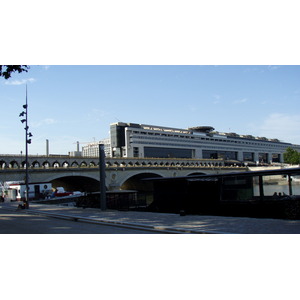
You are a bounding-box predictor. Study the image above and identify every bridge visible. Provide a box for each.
[0,155,246,193]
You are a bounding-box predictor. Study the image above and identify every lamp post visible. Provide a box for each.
[19,85,32,209]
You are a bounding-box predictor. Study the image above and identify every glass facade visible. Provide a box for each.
[272,153,281,163]
[259,153,269,163]
[144,147,193,158]
[243,152,254,161]
[110,124,126,148]
[203,150,237,160]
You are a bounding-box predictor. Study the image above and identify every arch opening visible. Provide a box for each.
[51,176,100,193]
[121,173,162,208]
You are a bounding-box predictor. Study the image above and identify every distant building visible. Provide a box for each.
[82,139,111,157]
[109,122,300,164]
[69,141,82,157]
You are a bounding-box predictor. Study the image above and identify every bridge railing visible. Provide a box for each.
[0,154,232,169]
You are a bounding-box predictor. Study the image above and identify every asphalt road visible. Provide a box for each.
[0,209,159,234]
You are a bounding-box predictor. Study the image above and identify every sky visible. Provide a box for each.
[1,65,300,155]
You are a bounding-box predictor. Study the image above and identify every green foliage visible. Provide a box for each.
[283,147,300,164]
[0,65,29,79]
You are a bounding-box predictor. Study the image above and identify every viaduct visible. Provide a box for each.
[0,155,246,193]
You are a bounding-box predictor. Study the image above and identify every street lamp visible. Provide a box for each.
[19,85,32,209]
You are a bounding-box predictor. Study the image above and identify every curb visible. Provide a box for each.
[1,206,225,234]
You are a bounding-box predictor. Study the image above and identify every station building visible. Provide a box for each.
[109,122,300,164]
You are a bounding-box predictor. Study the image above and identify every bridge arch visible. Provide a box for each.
[32,161,41,168]
[80,161,87,167]
[47,175,101,193]
[71,161,79,167]
[0,160,7,169]
[52,161,60,168]
[119,172,163,191]
[89,161,97,167]
[42,161,50,168]
[62,161,69,168]
[9,160,19,168]
[187,172,208,176]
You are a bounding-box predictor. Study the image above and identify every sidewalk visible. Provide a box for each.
[2,201,300,233]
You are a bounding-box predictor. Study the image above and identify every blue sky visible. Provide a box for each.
[1,65,300,155]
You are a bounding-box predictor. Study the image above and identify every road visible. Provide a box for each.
[0,209,159,234]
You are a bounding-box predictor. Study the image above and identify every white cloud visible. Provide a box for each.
[4,78,36,85]
[258,113,300,144]
[233,98,247,104]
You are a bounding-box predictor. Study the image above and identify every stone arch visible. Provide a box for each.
[49,175,101,193]
[62,161,69,168]
[80,161,87,167]
[53,161,60,168]
[187,172,208,176]
[0,160,7,169]
[19,161,32,168]
[9,160,19,168]
[120,172,163,206]
[42,161,50,168]
[32,161,41,168]
[89,161,97,167]
[119,171,165,189]
[113,161,120,167]
[71,161,79,167]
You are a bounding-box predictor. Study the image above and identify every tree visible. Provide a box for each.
[0,65,29,79]
[283,147,300,164]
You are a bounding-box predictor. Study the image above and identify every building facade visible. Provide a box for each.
[109,122,300,164]
[82,139,111,157]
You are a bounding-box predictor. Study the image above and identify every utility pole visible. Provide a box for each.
[99,143,106,210]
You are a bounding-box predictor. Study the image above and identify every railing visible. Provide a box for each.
[0,155,227,169]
